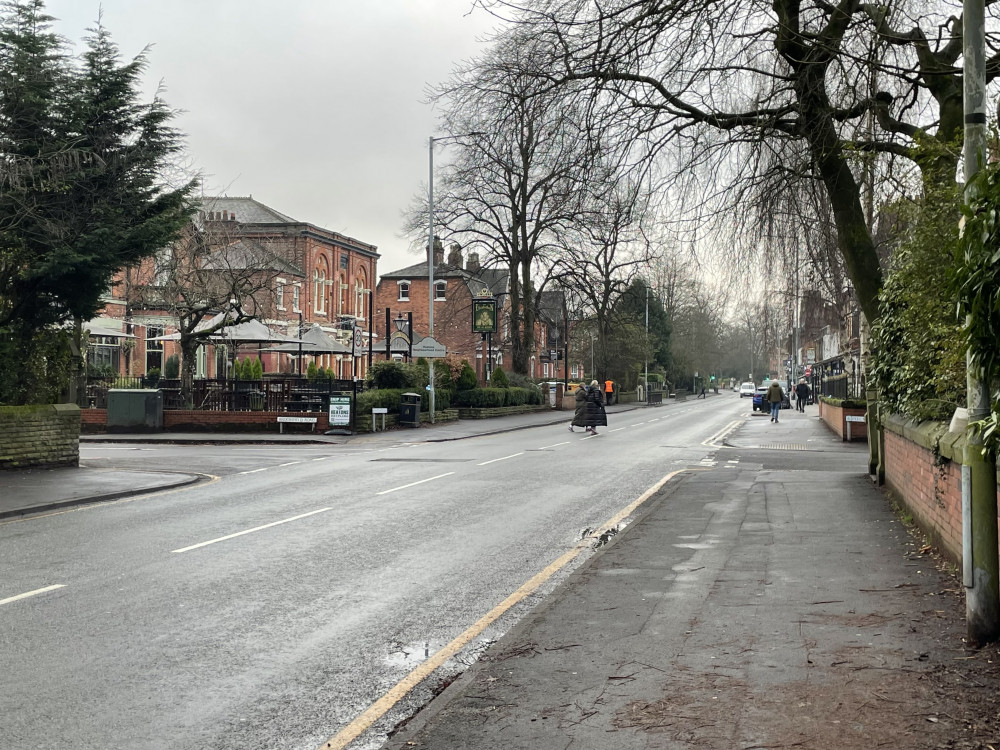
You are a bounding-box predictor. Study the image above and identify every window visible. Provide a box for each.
[397,280,410,301]
[340,254,349,270]
[276,282,284,310]
[434,280,446,301]
[292,285,301,312]
[146,326,164,373]
[313,268,327,314]
[339,274,348,315]
[543,362,550,378]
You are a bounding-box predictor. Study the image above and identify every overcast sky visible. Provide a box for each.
[43,0,501,275]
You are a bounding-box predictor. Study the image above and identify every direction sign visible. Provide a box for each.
[411,336,447,358]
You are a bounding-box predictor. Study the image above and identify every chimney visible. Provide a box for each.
[222,210,229,221]
[229,212,236,222]
[466,252,480,272]
[432,236,444,267]
[447,243,463,268]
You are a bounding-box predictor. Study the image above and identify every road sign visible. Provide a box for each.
[411,336,447,358]
[353,326,364,353]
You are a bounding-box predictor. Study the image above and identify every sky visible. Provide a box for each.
[43,0,502,275]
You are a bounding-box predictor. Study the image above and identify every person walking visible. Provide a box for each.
[569,383,588,432]
[585,379,608,435]
[795,380,810,413]
[604,379,614,406]
[766,379,785,423]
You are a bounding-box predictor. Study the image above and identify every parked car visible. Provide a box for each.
[739,381,756,398]
[752,384,769,411]
[753,381,791,411]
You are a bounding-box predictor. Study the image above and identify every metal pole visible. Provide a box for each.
[963,0,999,644]
[297,312,303,376]
[645,285,649,403]
[428,136,436,423]
[368,282,373,372]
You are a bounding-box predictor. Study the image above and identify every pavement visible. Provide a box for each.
[5,397,976,748]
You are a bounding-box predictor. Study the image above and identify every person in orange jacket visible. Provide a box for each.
[604,379,614,406]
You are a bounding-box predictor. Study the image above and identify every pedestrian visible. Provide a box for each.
[795,379,809,413]
[698,385,706,399]
[766,379,785,423]
[585,379,608,435]
[604,378,614,406]
[569,382,588,432]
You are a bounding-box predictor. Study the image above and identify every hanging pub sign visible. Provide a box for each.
[471,291,497,334]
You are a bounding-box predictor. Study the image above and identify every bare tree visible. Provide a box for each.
[132,219,290,407]
[477,0,1000,325]
[410,29,597,375]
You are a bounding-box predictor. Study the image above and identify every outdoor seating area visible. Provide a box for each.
[83,376,362,412]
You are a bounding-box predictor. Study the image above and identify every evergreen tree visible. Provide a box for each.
[0,1,195,404]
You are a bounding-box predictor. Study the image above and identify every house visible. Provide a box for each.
[374,242,576,383]
[93,196,379,380]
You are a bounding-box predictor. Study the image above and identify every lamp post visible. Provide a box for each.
[427,132,483,423]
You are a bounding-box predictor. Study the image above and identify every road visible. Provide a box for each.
[1,394,745,750]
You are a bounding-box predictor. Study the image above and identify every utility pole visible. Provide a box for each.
[962,0,999,644]
[644,284,649,402]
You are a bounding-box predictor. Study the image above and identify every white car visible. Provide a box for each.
[739,381,755,398]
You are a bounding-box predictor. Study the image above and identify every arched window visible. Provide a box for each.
[355,268,368,318]
[314,257,329,314]
[339,274,347,316]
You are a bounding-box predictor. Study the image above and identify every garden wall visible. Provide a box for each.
[882,414,1000,566]
[818,398,868,441]
[0,404,80,469]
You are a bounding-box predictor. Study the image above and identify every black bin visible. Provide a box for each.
[399,392,421,427]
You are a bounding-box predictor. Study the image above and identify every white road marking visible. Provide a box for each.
[0,584,65,606]
[312,457,332,461]
[171,508,332,553]
[278,461,301,467]
[477,452,524,466]
[376,472,455,496]
[609,427,627,433]
[238,468,267,475]
[537,441,570,450]
[630,422,646,426]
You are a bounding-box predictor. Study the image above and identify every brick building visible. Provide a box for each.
[374,243,573,382]
[92,196,378,380]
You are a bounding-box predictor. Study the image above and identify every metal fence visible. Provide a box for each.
[84,376,362,412]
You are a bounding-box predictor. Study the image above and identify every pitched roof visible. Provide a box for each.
[380,260,508,297]
[199,196,297,225]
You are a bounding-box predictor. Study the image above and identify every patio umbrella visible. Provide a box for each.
[265,324,352,355]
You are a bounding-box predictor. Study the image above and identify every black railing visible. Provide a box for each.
[83,376,363,412]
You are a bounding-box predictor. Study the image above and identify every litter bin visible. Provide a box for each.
[399,392,421,427]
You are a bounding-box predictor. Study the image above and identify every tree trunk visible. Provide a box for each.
[180,337,198,410]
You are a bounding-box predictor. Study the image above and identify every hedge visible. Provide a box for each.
[357,387,451,413]
[454,388,507,408]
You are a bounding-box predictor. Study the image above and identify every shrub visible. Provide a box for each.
[357,388,408,413]
[490,366,510,387]
[368,360,411,389]
[456,362,478,390]
[505,387,529,406]
[455,388,506,408]
[163,354,180,379]
[145,367,161,387]
[306,361,319,380]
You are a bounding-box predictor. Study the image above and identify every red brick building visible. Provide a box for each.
[374,243,573,382]
[92,196,378,379]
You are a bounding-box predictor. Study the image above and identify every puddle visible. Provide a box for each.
[384,637,495,670]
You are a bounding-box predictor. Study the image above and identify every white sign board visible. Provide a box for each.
[411,336,446,358]
[328,396,351,427]
[353,326,364,354]
[845,415,865,422]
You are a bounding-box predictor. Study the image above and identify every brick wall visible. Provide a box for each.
[0,404,81,469]
[884,430,964,561]
[818,399,868,441]
[882,415,1000,567]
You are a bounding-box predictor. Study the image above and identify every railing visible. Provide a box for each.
[83,376,363,412]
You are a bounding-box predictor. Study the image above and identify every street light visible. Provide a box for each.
[427,132,483,423]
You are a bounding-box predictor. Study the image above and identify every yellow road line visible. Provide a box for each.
[318,469,686,750]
